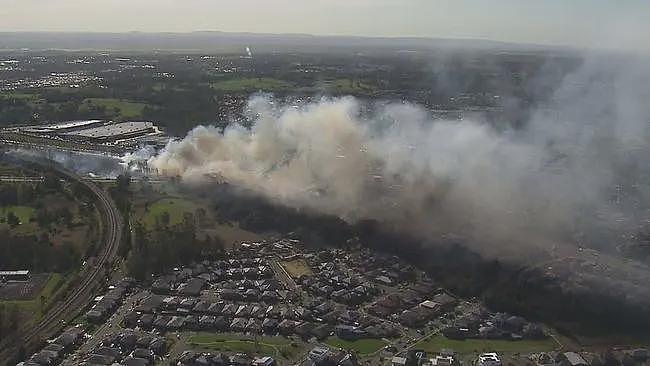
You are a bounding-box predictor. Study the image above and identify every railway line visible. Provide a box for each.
[0,156,123,364]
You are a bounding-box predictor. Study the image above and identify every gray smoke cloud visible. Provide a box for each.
[149,55,650,260]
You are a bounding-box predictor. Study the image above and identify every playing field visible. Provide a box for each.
[325,336,388,355]
[414,335,559,354]
[187,332,304,359]
[140,197,199,229]
[0,205,35,224]
[211,77,293,92]
[280,259,313,278]
[81,98,149,118]
[320,78,378,94]
[0,205,37,235]
[1,92,43,107]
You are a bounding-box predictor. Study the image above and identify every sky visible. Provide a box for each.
[1,0,648,51]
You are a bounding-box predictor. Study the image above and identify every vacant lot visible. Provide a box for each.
[201,223,264,248]
[139,197,198,229]
[281,259,313,278]
[325,336,387,355]
[81,98,149,118]
[414,335,559,354]
[211,77,293,92]
[186,332,305,360]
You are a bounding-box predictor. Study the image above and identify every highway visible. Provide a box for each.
[0,157,123,364]
[0,174,168,184]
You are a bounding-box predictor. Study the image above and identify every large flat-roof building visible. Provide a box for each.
[0,270,30,282]
[18,120,164,146]
[62,121,158,143]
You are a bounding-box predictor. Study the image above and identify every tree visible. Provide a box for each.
[42,173,61,191]
[0,303,5,340]
[6,211,19,227]
[116,173,131,193]
[35,208,52,228]
[126,250,147,281]
[603,350,621,366]
[0,185,18,206]
[621,355,635,366]
[160,211,170,227]
[58,207,73,227]
[6,306,19,331]
[39,295,46,315]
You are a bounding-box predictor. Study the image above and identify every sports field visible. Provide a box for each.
[280,259,313,278]
[414,335,559,354]
[211,77,293,92]
[325,336,388,355]
[0,205,37,235]
[140,197,199,229]
[81,98,149,118]
[187,332,305,359]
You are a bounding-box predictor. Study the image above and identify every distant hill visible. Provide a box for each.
[0,31,564,53]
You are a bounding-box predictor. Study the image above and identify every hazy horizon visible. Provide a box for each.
[1,0,649,52]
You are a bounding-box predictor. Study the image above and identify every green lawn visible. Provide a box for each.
[325,336,388,355]
[190,333,291,345]
[152,82,186,92]
[1,92,41,101]
[0,205,37,235]
[211,77,293,92]
[414,335,559,354]
[191,339,277,355]
[321,79,377,94]
[187,333,303,359]
[0,205,35,224]
[81,98,149,118]
[40,273,64,298]
[140,198,198,229]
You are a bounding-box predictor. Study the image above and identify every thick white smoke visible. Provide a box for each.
[149,56,650,258]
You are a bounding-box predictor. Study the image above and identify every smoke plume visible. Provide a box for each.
[149,56,650,259]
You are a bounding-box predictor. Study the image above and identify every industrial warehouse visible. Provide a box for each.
[10,119,167,149]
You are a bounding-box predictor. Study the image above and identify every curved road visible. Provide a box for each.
[0,157,123,364]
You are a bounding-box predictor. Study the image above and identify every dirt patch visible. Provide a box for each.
[201,222,265,249]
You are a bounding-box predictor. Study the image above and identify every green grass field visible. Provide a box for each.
[325,336,388,355]
[81,98,148,118]
[0,205,37,235]
[187,333,303,359]
[0,205,35,224]
[140,198,199,229]
[414,335,559,354]
[211,77,293,92]
[152,82,187,92]
[320,79,377,94]
[1,92,41,101]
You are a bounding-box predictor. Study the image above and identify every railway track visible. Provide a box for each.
[0,157,123,364]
